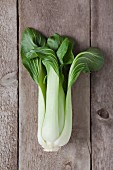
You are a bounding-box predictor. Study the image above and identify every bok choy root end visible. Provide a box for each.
[21,27,104,152]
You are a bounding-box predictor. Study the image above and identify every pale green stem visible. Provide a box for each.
[42,67,59,142]
[58,83,65,134]
[55,88,72,146]
[37,86,47,148]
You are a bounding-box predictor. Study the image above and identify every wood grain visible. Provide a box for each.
[0,0,18,170]
[91,0,113,169]
[19,0,90,169]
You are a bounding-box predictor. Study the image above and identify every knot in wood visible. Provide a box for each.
[64,161,72,170]
[97,108,109,119]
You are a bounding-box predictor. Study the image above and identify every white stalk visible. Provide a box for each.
[55,88,72,146]
[58,83,65,134]
[42,67,59,143]
[37,86,47,148]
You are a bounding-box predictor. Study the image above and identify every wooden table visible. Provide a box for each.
[0,0,113,169]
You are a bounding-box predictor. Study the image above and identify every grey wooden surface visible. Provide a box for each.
[0,0,18,170]
[0,0,112,170]
[91,0,113,170]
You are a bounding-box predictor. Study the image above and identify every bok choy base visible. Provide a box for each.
[21,28,104,151]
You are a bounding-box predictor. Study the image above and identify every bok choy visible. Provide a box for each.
[21,28,104,151]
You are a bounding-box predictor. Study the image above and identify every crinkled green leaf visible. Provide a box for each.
[21,27,47,83]
[68,47,104,87]
[26,47,59,75]
[21,27,47,99]
[47,33,64,51]
[21,27,46,58]
[56,38,74,65]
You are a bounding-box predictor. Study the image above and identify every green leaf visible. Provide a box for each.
[68,47,104,87]
[21,27,47,83]
[56,38,74,93]
[56,38,74,65]
[21,28,47,99]
[47,33,64,51]
[26,47,59,75]
[21,27,46,58]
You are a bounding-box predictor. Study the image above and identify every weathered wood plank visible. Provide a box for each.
[19,0,90,169]
[0,0,18,170]
[91,0,113,169]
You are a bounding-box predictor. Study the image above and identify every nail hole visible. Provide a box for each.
[97,108,109,119]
